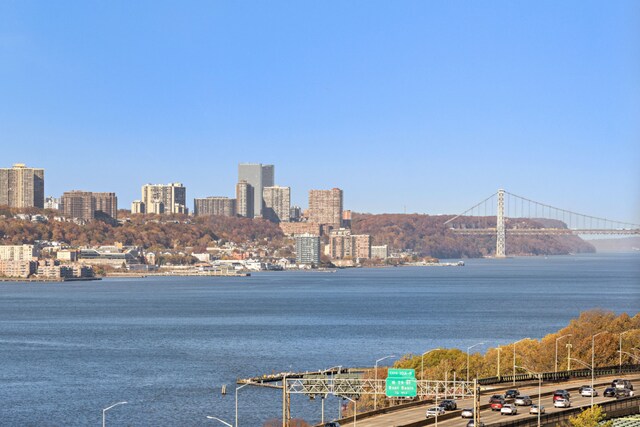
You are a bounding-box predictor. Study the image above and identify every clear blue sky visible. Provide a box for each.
[1,1,638,223]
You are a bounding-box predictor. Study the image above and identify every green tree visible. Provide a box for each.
[567,405,612,427]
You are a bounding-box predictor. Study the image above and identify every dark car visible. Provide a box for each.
[604,387,617,397]
[505,389,520,399]
[491,399,505,411]
[324,423,341,427]
[489,394,505,403]
[438,399,457,410]
[466,421,485,427]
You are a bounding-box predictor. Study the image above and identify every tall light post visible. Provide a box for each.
[235,382,254,427]
[374,355,395,410]
[569,357,595,407]
[496,347,502,378]
[513,338,527,386]
[206,416,233,427]
[421,348,442,380]
[555,334,572,373]
[319,366,342,424]
[592,331,608,407]
[102,401,127,427]
[515,365,541,427]
[342,395,357,427]
[619,331,630,372]
[566,343,572,371]
[466,343,484,383]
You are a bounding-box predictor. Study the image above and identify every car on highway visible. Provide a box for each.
[554,398,571,408]
[612,379,634,390]
[500,404,518,415]
[515,395,532,406]
[490,398,505,411]
[461,408,474,419]
[425,406,445,418]
[580,387,598,397]
[324,423,340,427]
[553,390,571,401]
[615,388,635,399]
[466,421,485,427]
[604,387,617,397]
[438,399,457,410]
[489,394,505,403]
[578,385,590,393]
[530,404,545,414]
[505,389,520,399]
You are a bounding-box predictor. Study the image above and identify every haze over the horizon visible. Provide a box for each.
[1,1,638,223]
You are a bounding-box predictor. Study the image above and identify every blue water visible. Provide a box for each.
[0,254,638,426]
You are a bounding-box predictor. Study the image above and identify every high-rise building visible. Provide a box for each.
[61,191,117,221]
[237,163,274,218]
[0,163,45,209]
[0,244,39,261]
[290,205,302,222]
[235,180,253,218]
[131,200,145,214]
[295,233,321,265]
[308,188,343,229]
[194,197,236,217]
[352,234,372,259]
[328,228,371,260]
[263,186,290,223]
[141,183,187,214]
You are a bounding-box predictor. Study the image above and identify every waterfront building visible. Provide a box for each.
[44,196,60,210]
[0,163,45,209]
[0,260,37,278]
[238,163,274,218]
[194,197,236,217]
[236,180,253,218]
[328,228,371,260]
[295,233,321,265]
[371,245,389,259]
[61,191,117,221]
[0,244,39,261]
[308,188,343,230]
[263,186,290,223]
[141,183,187,214]
[131,200,145,214]
[352,234,372,259]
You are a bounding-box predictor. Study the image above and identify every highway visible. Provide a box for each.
[339,374,639,427]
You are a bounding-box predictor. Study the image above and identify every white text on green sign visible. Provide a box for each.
[387,368,415,379]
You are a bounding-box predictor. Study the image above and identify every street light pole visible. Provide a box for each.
[555,334,572,373]
[515,365,541,427]
[207,416,233,427]
[566,343,572,371]
[342,395,357,427]
[466,343,484,383]
[619,331,629,373]
[496,347,502,378]
[374,355,395,411]
[569,357,595,407]
[319,365,342,423]
[235,382,253,427]
[102,401,127,427]
[592,331,608,407]
[421,348,442,381]
[513,338,527,386]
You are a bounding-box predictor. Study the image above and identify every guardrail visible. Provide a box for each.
[479,363,640,386]
[488,396,640,427]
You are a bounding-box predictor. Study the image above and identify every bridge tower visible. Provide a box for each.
[496,189,506,258]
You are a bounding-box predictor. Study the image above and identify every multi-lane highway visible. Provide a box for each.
[339,374,639,427]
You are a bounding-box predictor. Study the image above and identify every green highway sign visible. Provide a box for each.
[387,369,415,379]
[385,377,417,397]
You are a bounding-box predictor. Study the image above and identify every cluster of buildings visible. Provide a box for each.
[1,162,390,269]
[0,244,94,280]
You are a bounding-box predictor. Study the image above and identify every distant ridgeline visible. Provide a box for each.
[351,213,595,258]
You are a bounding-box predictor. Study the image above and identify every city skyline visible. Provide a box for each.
[1,2,638,222]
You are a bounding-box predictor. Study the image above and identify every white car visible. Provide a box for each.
[515,395,532,406]
[580,387,598,397]
[554,398,571,408]
[500,404,518,415]
[530,404,545,414]
[461,408,474,418]
[425,406,445,417]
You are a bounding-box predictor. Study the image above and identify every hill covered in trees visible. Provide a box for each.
[351,213,595,258]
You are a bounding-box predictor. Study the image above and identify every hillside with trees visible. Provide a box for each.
[351,213,595,258]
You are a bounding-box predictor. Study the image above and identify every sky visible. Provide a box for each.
[1,1,639,223]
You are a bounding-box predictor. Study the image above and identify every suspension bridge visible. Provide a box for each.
[444,189,640,257]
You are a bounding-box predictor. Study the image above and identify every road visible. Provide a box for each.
[339,374,639,427]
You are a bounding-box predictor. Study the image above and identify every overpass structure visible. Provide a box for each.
[444,189,640,257]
